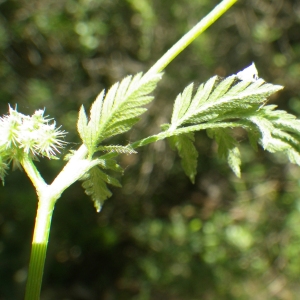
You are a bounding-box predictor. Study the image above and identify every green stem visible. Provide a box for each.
[20,154,47,198]
[23,145,92,299]
[20,155,55,299]
[23,144,95,299]
[130,122,242,149]
[99,122,242,160]
[50,144,89,196]
[24,193,56,300]
[144,0,237,78]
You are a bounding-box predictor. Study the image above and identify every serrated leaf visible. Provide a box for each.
[89,90,105,128]
[98,72,162,142]
[86,91,105,150]
[101,82,119,119]
[260,105,300,136]
[227,146,241,178]
[82,166,121,212]
[102,117,140,139]
[208,75,236,102]
[96,168,122,187]
[194,76,219,107]
[171,83,193,127]
[208,128,241,177]
[264,137,290,153]
[96,158,123,172]
[169,133,198,183]
[82,167,111,212]
[167,68,283,130]
[97,145,137,154]
[186,80,282,125]
[247,128,259,151]
[77,105,89,144]
[247,116,274,149]
[77,72,162,156]
[160,64,300,177]
[251,106,300,165]
[287,148,300,165]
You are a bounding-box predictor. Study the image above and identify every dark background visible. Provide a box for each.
[1,0,300,299]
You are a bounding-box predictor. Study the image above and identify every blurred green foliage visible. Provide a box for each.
[1,0,300,299]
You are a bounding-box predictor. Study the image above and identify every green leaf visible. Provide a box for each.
[82,166,121,212]
[77,105,89,146]
[77,72,162,156]
[96,158,123,172]
[187,79,282,125]
[247,116,274,149]
[250,105,300,165]
[207,128,241,177]
[102,117,141,138]
[96,169,122,187]
[97,145,137,154]
[207,75,236,102]
[227,146,242,178]
[260,105,300,136]
[246,128,260,151]
[98,73,162,142]
[169,133,198,183]
[86,90,105,151]
[287,148,300,165]
[192,76,220,107]
[171,83,193,128]
[167,68,283,130]
[159,64,288,177]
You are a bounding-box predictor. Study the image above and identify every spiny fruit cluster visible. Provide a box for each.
[0,106,66,182]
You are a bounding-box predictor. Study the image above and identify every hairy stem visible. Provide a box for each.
[144,0,237,78]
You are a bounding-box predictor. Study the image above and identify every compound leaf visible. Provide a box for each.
[77,72,162,155]
[168,64,282,130]
[161,64,287,177]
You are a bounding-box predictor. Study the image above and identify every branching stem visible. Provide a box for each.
[20,154,47,198]
[21,0,238,298]
[25,194,56,300]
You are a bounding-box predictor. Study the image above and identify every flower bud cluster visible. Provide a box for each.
[0,106,66,182]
